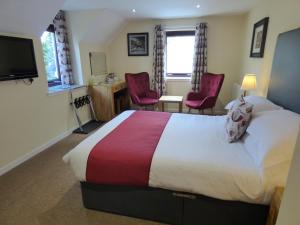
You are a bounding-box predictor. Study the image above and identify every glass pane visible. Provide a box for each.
[167,35,195,74]
[41,31,59,81]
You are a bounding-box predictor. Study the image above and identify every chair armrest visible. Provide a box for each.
[201,96,218,108]
[146,90,159,99]
[130,94,141,104]
[187,92,203,100]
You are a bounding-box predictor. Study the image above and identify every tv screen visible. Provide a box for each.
[0,35,38,81]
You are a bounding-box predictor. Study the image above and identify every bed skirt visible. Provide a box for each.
[80,182,269,225]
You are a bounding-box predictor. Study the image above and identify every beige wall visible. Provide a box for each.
[66,10,126,85]
[79,42,106,83]
[66,10,106,85]
[107,15,247,111]
[0,33,90,171]
[241,0,300,96]
[0,9,119,173]
[242,1,300,224]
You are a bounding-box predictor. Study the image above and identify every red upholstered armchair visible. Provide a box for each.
[186,73,224,114]
[125,72,159,108]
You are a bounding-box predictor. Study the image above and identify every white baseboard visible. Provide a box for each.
[0,129,73,176]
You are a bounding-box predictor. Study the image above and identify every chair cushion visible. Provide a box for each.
[185,100,204,109]
[225,96,253,143]
[139,97,159,105]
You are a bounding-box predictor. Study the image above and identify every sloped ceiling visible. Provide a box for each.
[0,0,65,37]
[67,9,126,45]
[83,10,126,44]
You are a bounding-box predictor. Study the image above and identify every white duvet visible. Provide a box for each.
[63,110,275,204]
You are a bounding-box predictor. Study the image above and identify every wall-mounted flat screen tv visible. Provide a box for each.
[0,35,38,81]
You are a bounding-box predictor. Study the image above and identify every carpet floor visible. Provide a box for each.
[0,133,165,225]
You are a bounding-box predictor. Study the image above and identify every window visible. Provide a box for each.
[41,25,61,87]
[166,30,195,78]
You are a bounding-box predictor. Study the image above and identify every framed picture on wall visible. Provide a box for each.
[250,17,269,58]
[127,33,149,56]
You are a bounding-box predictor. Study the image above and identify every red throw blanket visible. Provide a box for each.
[86,111,171,186]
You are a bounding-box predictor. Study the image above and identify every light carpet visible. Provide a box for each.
[0,133,165,225]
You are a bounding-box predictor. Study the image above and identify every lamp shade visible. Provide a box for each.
[241,74,257,91]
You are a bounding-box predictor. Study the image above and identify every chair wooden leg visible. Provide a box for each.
[199,109,204,114]
[139,105,146,110]
[135,104,147,110]
[188,108,191,113]
[152,104,156,111]
[211,107,214,115]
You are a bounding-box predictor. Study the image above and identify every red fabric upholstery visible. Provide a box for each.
[139,97,159,105]
[125,72,159,106]
[86,111,171,186]
[186,73,224,110]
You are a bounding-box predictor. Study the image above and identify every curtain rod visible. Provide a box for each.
[162,25,196,31]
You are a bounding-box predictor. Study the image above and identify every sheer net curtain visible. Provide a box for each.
[191,23,208,92]
[152,25,166,97]
[53,10,74,86]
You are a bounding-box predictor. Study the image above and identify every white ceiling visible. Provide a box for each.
[63,0,260,18]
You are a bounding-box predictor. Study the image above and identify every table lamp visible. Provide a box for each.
[241,74,257,96]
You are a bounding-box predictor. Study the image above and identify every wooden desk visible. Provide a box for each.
[89,81,130,121]
[159,95,183,113]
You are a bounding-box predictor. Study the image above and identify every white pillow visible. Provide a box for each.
[225,96,282,114]
[244,110,300,168]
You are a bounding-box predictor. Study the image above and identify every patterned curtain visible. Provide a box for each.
[152,25,166,97]
[53,10,74,86]
[191,23,208,92]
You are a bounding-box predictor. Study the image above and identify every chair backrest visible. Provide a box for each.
[200,73,225,97]
[125,72,151,103]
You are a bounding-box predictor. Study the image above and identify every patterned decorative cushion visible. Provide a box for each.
[225,96,253,143]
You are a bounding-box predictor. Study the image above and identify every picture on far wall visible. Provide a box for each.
[250,17,269,58]
[127,33,149,56]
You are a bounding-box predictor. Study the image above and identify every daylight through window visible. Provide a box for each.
[166,30,195,78]
[41,25,61,86]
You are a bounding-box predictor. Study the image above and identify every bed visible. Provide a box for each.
[63,27,300,225]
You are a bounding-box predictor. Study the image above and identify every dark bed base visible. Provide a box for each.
[81,182,269,225]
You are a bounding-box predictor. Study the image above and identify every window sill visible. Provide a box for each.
[166,77,191,82]
[47,84,85,96]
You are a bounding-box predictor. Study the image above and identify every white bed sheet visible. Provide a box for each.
[149,113,266,204]
[63,111,273,204]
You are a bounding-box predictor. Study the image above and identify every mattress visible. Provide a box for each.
[63,110,276,204]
